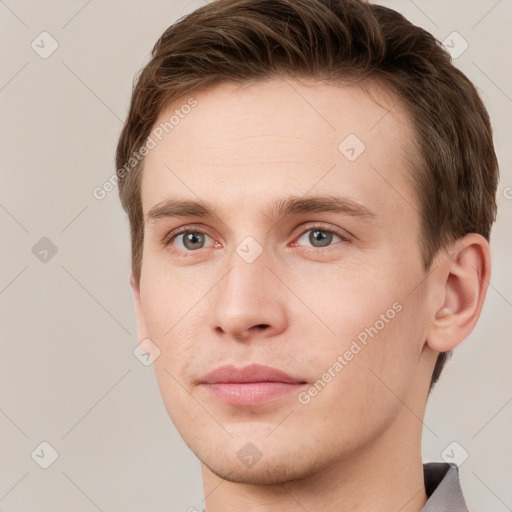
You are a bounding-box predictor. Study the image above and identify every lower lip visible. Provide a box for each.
[203,382,305,406]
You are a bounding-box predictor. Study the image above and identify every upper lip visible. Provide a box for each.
[201,364,305,384]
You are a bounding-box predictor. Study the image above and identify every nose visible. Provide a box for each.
[211,249,288,341]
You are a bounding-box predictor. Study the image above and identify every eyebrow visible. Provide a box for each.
[146,195,378,225]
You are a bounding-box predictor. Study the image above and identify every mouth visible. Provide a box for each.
[200,363,307,407]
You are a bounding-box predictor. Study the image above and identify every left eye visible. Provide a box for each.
[296,228,345,248]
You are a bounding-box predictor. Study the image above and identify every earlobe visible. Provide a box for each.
[426,234,491,353]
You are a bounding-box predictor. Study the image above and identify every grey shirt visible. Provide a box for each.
[201,462,468,512]
[422,462,468,511]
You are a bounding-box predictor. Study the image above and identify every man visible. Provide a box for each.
[115,0,498,510]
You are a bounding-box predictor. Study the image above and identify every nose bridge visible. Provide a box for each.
[219,213,275,299]
[211,238,288,339]
[222,242,274,309]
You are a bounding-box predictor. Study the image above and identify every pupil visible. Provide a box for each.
[184,232,204,250]
[310,230,331,247]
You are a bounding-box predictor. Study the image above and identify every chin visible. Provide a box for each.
[195,435,336,486]
[203,456,314,485]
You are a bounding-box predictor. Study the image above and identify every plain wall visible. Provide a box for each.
[1,0,511,510]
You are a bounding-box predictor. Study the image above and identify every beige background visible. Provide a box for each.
[1,0,511,510]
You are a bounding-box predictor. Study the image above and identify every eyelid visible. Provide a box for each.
[291,222,351,247]
[162,223,217,247]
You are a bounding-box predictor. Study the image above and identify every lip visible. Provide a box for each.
[202,364,305,385]
[201,364,307,406]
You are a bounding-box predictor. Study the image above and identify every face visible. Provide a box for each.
[133,79,437,484]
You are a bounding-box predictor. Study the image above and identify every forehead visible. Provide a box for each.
[140,78,416,224]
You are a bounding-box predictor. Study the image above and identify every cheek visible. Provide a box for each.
[299,258,425,390]
[298,299,424,442]
[140,254,204,339]
[289,261,401,344]
[338,288,427,416]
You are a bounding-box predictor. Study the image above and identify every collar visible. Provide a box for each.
[422,462,468,511]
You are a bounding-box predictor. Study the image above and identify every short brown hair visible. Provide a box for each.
[115,0,498,391]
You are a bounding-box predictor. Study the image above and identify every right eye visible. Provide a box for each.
[165,228,216,252]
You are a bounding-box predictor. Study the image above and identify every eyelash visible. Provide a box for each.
[163,223,350,253]
[292,224,350,250]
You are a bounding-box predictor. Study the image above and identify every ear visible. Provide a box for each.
[130,270,151,349]
[426,234,491,353]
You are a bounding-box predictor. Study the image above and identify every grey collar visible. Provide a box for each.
[422,462,468,511]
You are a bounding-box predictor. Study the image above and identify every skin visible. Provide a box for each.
[130,78,490,511]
